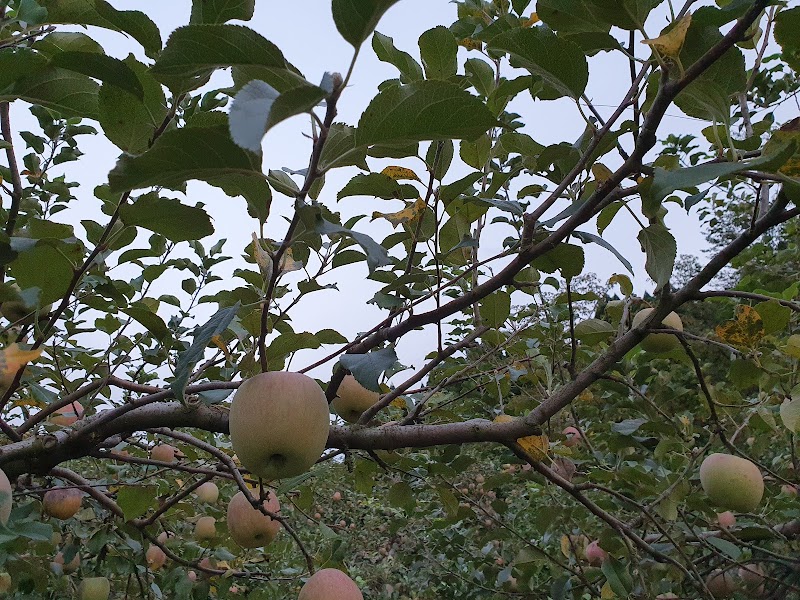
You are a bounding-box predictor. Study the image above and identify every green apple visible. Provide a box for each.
[331,375,379,423]
[79,577,110,600]
[700,453,763,512]
[631,308,683,353]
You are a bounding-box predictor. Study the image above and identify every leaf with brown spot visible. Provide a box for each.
[715,305,764,348]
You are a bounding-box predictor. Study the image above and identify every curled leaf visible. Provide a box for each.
[0,344,43,387]
[380,166,421,182]
[642,14,691,58]
[372,198,427,228]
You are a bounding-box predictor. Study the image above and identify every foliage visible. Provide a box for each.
[0,0,799,598]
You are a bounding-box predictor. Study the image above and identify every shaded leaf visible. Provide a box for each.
[418,26,458,80]
[49,51,143,99]
[315,218,391,272]
[339,347,398,392]
[117,485,158,521]
[120,193,214,243]
[190,0,255,23]
[332,0,400,48]
[479,291,511,328]
[637,224,676,290]
[372,31,424,82]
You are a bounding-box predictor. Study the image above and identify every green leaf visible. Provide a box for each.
[574,318,615,344]
[39,0,161,58]
[356,81,496,146]
[537,0,611,34]
[479,291,511,328]
[332,0,400,48]
[488,27,588,99]
[319,123,369,172]
[8,242,75,305]
[48,51,143,99]
[601,557,634,598]
[108,126,263,193]
[337,173,418,201]
[637,224,676,291]
[209,173,273,225]
[15,0,48,25]
[612,417,648,435]
[0,67,99,120]
[372,31,424,82]
[171,303,240,402]
[418,26,458,80]
[533,242,585,280]
[780,395,800,433]
[387,481,416,513]
[228,79,326,152]
[586,0,659,31]
[267,332,322,362]
[754,300,791,335]
[33,32,104,56]
[706,537,742,560]
[339,347,398,392]
[117,485,158,521]
[0,48,48,90]
[316,329,348,344]
[121,303,170,341]
[190,0,255,23]
[573,230,633,274]
[316,217,391,272]
[120,193,214,243]
[775,7,800,73]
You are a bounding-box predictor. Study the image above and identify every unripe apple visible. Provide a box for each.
[79,577,110,600]
[331,375,380,423]
[584,540,608,566]
[0,468,12,525]
[194,516,216,541]
[229,372,330,481]
[227,490,281,548]
[52,550,80,573]
[0,573,10,594]
[738,563,765,596]
[705,569,736,598]
[195,482,219,503]
[631,308,683,353]
[332,491,342,502]
[562,426,582,447]
[699,453,764,512]
[42,487,82,519]
[716,511,736,529]
[298,568,363,600]
[49,401,84,426]
[781,484,798,496]
[145,544,167,570]
[150,444,176,463]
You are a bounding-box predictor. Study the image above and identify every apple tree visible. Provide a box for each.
[0,0,799,598]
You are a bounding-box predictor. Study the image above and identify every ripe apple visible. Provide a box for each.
[195,481,219,503]
[298,568,363,600]
[716,511,736,529]
[705,569,736,598]
[631,308,683,353]
[187,570,197,582]
[584,540,608,566]
[52,550,80,573]
[194,516,216,541]
[331,375,379,423]
[781,484,798,496]
[226,490,281,548]
[50,401,84,426]
[146,544,167,570]
[699,453,764,512]
[156,530,175,545]
[562,426,582,447]
[79,577,110,600]
[150,444,176,463]
[42,487,82,519]
[332,491,342,502]
[0,467,12,524]
[229,372,330,480]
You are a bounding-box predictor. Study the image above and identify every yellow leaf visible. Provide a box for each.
[764,117,800,177]
[278,247,303,273]
[251,233,273,281]
[372,198,427,228]
[518,434,549,461]
[523,12,539,27]
[715,305,764,348]
[493,413,514,424]
[390,397,406,409]
[591,163,614,183]
[641,13,692,58]
[211,335,232,361]
[601,582,617,599]
[458,38,482,51]
[380,166,420,182]
[560,535,572,558]
[0,344,42,387]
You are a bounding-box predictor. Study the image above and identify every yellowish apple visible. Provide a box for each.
[226,490,281,548]
[49,401,84,426]
[146,544,167,570]
[195,481,219,504]
[150,444,176,463]
[331,375,379,423]
[52,550,80,573]
[229,372,330,480]
[631,308,683,353]
[298,568,363,600]
[699,453,763,512]
[194,516,216,541]
[42,488,82,520]
[79,577,110,600]
[0,468,11,525]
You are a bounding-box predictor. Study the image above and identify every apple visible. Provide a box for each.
[298,568,363,600]
[738,563,765,596]
[562,426,582,448]
[52,550,80,573]
[0,468,11,524]
[195,481,219,503]
[716,511,736,529]
[194,516,216,541]
[584,540,608,566]
[156,530,175,545]
[49,401,84,426]
[0,573,10,594]
[187,570,197,582]
[631,308,683,353]
[332,491,342,502]
[699,453,764,512]
[705,569,736,598]
[79,577,110,600]
[146,544,167,570]
[42,487,82,520]
[227,490,281,548]
[331,374,380,423]
[781,484,798,496]
[228,372,330,481]
[150,444,176,463]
